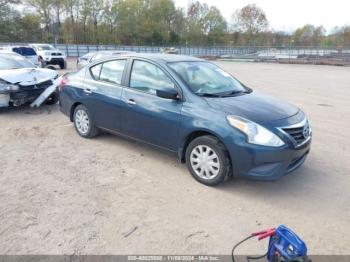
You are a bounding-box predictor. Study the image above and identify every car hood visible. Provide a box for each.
[0,68,58,86]
[205,91,300,123]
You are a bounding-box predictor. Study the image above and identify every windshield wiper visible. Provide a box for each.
[197,92,223,97]
[220,90,251,97]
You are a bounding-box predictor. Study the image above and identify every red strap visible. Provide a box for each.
[258,229,276,240]
[251,228,275,236]
[251,228,276,240]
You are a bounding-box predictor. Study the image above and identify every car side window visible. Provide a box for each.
[130,60,174,95]
[90,63,102,79]
[99,60,126,85]
[90,59,126,85]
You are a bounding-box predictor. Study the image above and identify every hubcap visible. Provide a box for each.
[190,145,220,180]
[75,109,90,135]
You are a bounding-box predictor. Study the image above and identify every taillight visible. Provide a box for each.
[59,77,69,91]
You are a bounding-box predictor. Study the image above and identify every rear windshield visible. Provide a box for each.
[0,56,35,69]
[12,47,37,56]
[35,45,55,51]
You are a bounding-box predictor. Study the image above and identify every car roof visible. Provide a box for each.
[94,50,132,54]
[30,43,52,46]
[7,46,34,49]
[0,51,22,56]
[114,53,203,63]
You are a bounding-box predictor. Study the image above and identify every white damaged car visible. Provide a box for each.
[0,52,59,108]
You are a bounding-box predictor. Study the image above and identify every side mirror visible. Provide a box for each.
[156,88,179,100]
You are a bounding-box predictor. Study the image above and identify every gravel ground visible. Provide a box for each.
[0,59,349,255]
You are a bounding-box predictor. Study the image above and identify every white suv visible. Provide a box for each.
[30,44,67,69]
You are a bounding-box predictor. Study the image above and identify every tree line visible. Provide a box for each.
[0,0,349,48]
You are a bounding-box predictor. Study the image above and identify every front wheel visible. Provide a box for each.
[40,58,46,68]
[73,105,99,138]
[185,135,232,186]
[45,92,59,105]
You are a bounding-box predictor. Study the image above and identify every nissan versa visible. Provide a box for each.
[59,54,312,186]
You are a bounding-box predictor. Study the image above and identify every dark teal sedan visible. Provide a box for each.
[59,53,311,186]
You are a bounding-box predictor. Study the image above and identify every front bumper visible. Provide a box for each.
[226,136,311,181]
[43,57,66,65]
[0,79,55,107]
[10,88,47,106]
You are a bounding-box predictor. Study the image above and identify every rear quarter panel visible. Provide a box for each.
[59,69,87,120]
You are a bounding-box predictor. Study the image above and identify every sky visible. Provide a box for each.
[175,0,350,33]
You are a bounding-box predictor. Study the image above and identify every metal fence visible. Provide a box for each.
[53,44,350,58]
[2,42,350,65]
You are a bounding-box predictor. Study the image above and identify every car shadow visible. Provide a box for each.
[1,104,319,200]
[95,130,318,200]
[96,131,178,161]
[0,104,56,115]
[216,162,319,200]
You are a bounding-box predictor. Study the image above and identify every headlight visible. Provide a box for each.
[227,115,285,147]
[0,80,19,93]
[45,52,51,56]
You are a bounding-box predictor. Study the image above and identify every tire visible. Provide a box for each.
[45,91,59,105]
[40,59,46,68]
[59,61,67,70]
[185,135,231,186]
[73,105,99,138]
[46,65,56,70]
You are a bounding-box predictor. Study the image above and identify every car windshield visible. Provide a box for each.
[168,61,248,96]
[0,56,35,69]
[36,45,55,51]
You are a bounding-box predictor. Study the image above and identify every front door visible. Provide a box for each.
[121,59,182,151]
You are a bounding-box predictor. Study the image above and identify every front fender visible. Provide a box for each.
[177,103,246,161]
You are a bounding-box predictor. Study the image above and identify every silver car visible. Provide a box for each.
[0,52,59,108]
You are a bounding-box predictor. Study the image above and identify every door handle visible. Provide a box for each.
[84,88,92,94]
[127,99,136,105]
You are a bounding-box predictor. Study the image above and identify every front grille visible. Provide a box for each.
[51,52,62,56]
[282,120,311,146]
[11,89,45,100]
[10,80,53,105]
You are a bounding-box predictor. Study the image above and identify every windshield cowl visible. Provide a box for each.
[197,89,252,98]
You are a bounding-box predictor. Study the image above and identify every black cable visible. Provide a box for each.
[231,235,255,262]
[232,235,271,262]
[246,253,268,261]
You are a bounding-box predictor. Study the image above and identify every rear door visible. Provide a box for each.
[120,59,182,151]
[83,59,127,132]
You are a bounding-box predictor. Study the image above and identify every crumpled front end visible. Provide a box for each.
[0,79,55,107]
[0,79,20,107]
[0,68,58,107]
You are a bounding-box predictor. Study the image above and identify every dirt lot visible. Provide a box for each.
[0,60,350,255]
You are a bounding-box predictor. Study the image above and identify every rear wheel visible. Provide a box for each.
[73,105,99,138]
[185,135,231,186]
[59,61,67,69]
